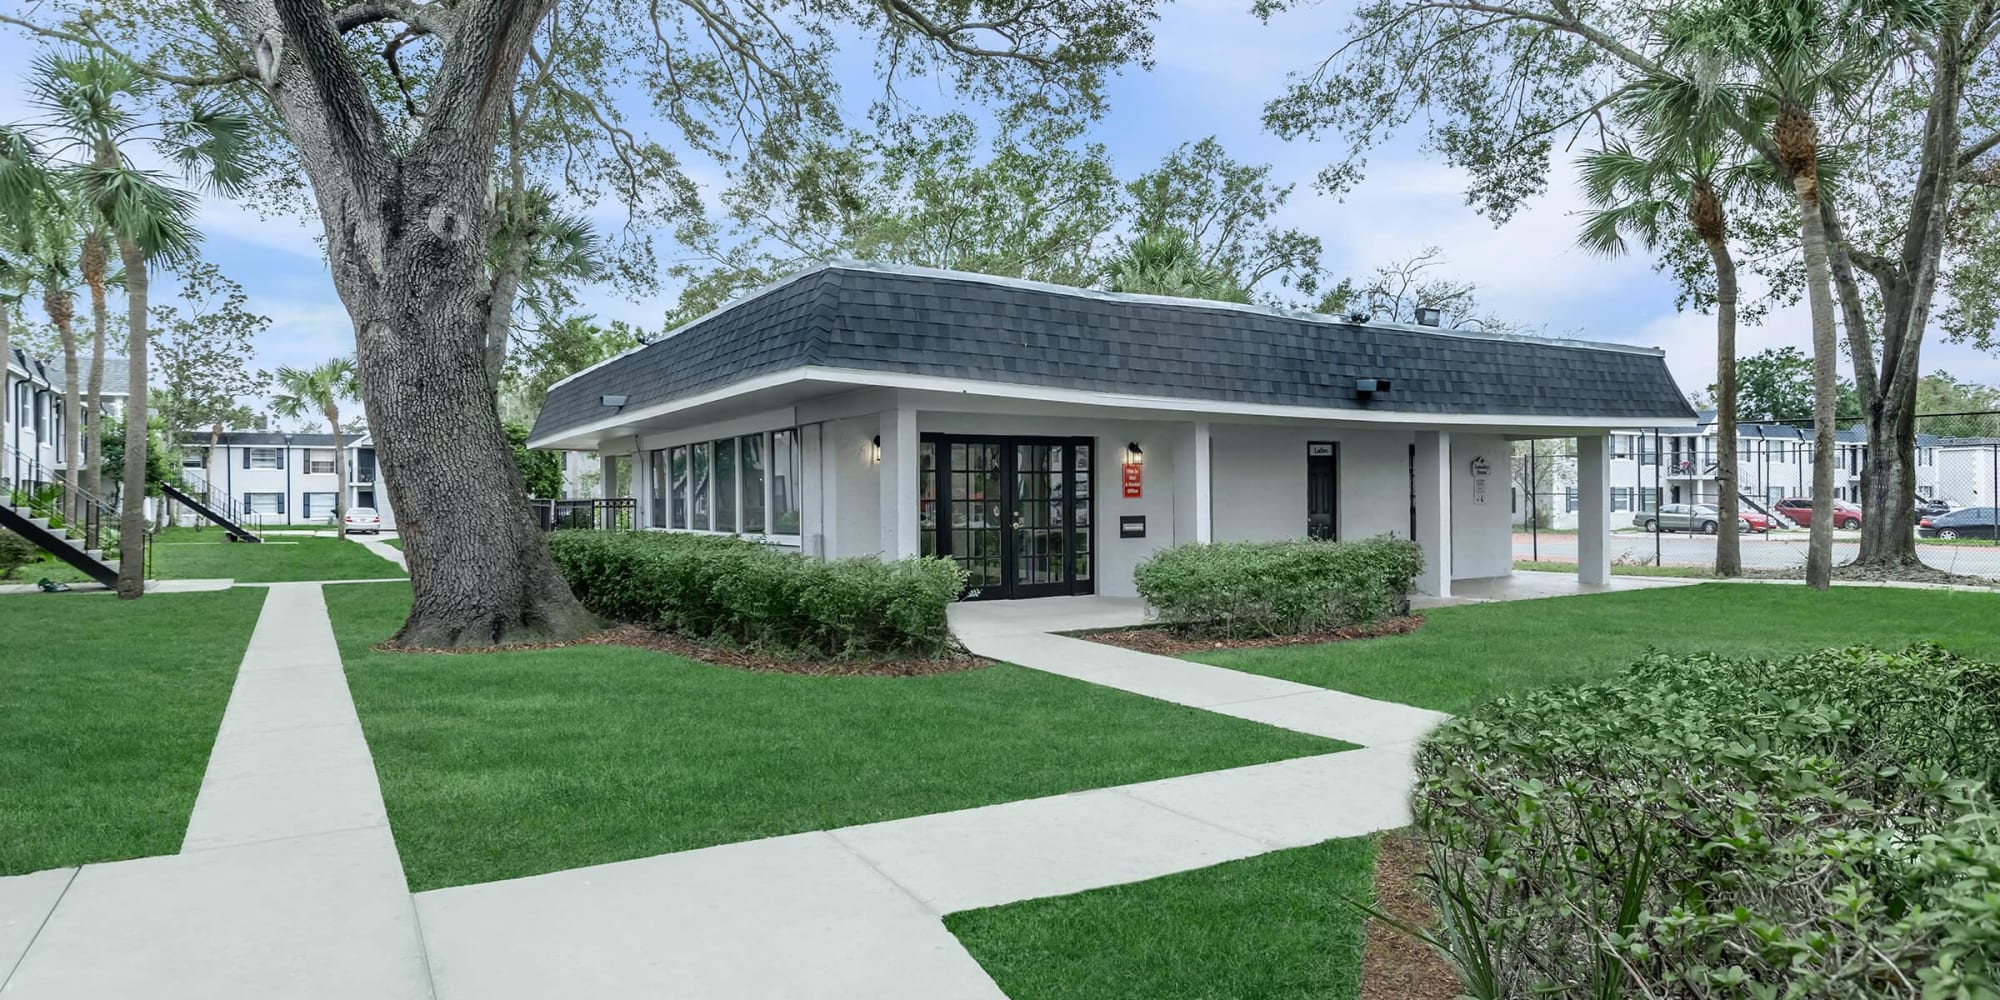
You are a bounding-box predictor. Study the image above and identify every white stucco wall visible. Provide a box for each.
[1450,433,1515,579]
[823,417,880,560]
[1209,424,1419,544]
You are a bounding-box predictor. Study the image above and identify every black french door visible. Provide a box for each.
[920,435,1094,600]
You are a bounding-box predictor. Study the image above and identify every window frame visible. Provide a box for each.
[248,447,282,470]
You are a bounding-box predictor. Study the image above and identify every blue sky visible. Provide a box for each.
[4,0,1995,407]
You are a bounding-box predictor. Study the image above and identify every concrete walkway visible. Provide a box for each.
[949,600,1450,749]
[0,584,433,999]
[353,533,407,571]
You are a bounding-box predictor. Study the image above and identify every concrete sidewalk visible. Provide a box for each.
[353,534,407,571]
[0,584,433,999]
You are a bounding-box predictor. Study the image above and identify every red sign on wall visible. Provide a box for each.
[1122,463,1143,499]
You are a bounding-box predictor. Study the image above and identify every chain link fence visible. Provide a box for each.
[1508,412,2000,580]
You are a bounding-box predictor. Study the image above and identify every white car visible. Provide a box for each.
[343,507,383,534]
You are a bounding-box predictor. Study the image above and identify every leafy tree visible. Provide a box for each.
[485,186,604,388]
[1724,347,1863,424]
[1577,74,1756,575]
[97,413,174,497]
[0,125,50,490]
[1915,372,2000,436]
[672,114,1122,319]
[1100,227,1249,302]
[270,358,360,536]
[152,260,270,453]
[501,315,641,424]
[505,420,562,498]
[0,0,1165,647]
[1316,247,1508,330]
[1258,0,2000,578]
[1123,137,1322,300]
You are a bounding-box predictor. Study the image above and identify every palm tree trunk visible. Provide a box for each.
[1705,233,1741,577]
[0,301,10,489]
[115,237,148,599]
[47,284,81,528]
[1784,132,1840,588]
[82,253,108,547]
[329,405,347,538]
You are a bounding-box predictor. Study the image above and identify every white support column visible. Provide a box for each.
[1414,430,1452,598]
[801,424,829,558]
[1171,421,1213,544]
[879,407,919,558]
[1577,433,1611,585]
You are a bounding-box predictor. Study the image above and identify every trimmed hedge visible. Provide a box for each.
[548,531,967,659]
[1414,644,2000,999]
[1132,536,1423,637]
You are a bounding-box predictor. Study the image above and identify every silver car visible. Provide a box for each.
[1636,504,1729,534]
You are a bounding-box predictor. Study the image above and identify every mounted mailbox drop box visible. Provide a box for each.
[1119,516,1146,539]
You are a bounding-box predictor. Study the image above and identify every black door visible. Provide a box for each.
[1307,442,1338,540]
[921,435,1093,600]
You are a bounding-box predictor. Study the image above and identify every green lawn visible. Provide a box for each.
[327,582,1347,891]
[948,838,1377,1000]
[1,588,267,874]
[150,527,405,582]
[1192,583,2000,714]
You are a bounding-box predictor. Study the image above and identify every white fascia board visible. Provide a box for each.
[529,366,1689,449]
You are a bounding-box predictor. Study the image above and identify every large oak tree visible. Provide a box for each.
[3,0,1162,646]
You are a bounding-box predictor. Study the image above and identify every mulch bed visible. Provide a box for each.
[1361,833,1460,1000]
[374,624,992,676]
[1074,615,1423,656]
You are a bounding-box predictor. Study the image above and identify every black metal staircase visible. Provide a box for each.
[160,481,263,543]
[1738,493,1795,528]
[1,447,123,587]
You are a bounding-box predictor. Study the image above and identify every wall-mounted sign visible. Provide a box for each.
[1308,443,1335,457]
[1468,455,1491,505]
[1122,463,1143,498]
[1120,515,1147,538]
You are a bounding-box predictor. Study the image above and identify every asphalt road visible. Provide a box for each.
[1513,530,2000,579]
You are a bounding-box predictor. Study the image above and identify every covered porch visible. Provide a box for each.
[584,385,1630,601]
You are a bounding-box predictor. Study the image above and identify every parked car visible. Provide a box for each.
[343,506,383,535]
[1918,507,2000,540]
[1915,497,1960,518]
[1635,504,1767,534]
[1772,497,1864,530]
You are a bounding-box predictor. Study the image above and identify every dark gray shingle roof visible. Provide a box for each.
[180,431,342,447]
[44,356,132,396]
[533,263,1695,441]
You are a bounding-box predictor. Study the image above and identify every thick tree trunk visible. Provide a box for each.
[351,161,594,648]
[235,0,591,647]
[116,238,148,599]
[1704,233,1741,577]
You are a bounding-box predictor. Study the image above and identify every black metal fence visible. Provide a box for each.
[531,497,638,532]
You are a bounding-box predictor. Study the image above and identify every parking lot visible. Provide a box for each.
[1514,530,2000,579]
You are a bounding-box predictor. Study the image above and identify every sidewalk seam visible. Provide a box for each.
[0,867,78,994]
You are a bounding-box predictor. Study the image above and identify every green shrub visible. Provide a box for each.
[1132,536,1422,637]
[1413,644,2000,999]
[548,531,967,659]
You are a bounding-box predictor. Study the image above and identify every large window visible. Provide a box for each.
[690,441,711,530]
[670,446,688,529]
[771,429,800,535]
[740,434,766,534]
[713,438,737,533]
[304,492,337,519]
[245,492,284,515]
[1612,487,1632,512]
[307,450,336,475]
[248,447,281,469]
[648,449,668,527]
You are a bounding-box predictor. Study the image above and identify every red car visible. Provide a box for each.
[1739,510,1773,532]
[1773,497,1864,530]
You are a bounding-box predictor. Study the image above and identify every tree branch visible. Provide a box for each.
[876,0,1059,69]
[1961,131,2000,168]
[414,0,551,165]
[0,13,254,87]
[273,0,395,213]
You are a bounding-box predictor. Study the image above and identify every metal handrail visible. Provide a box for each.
[2,443,122,534]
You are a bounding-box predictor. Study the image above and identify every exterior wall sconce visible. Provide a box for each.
[1124,442,1144,465]
[1413,306,1443,327]
[871,435,882,464]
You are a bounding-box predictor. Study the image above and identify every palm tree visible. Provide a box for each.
[1665,0,1936,590]
[1578,74,1757,577]
[0,125,49,490]
[1101,227,1249,303]
[271,358,362,537]
[27,49,252,597]
[485,185,605,387]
